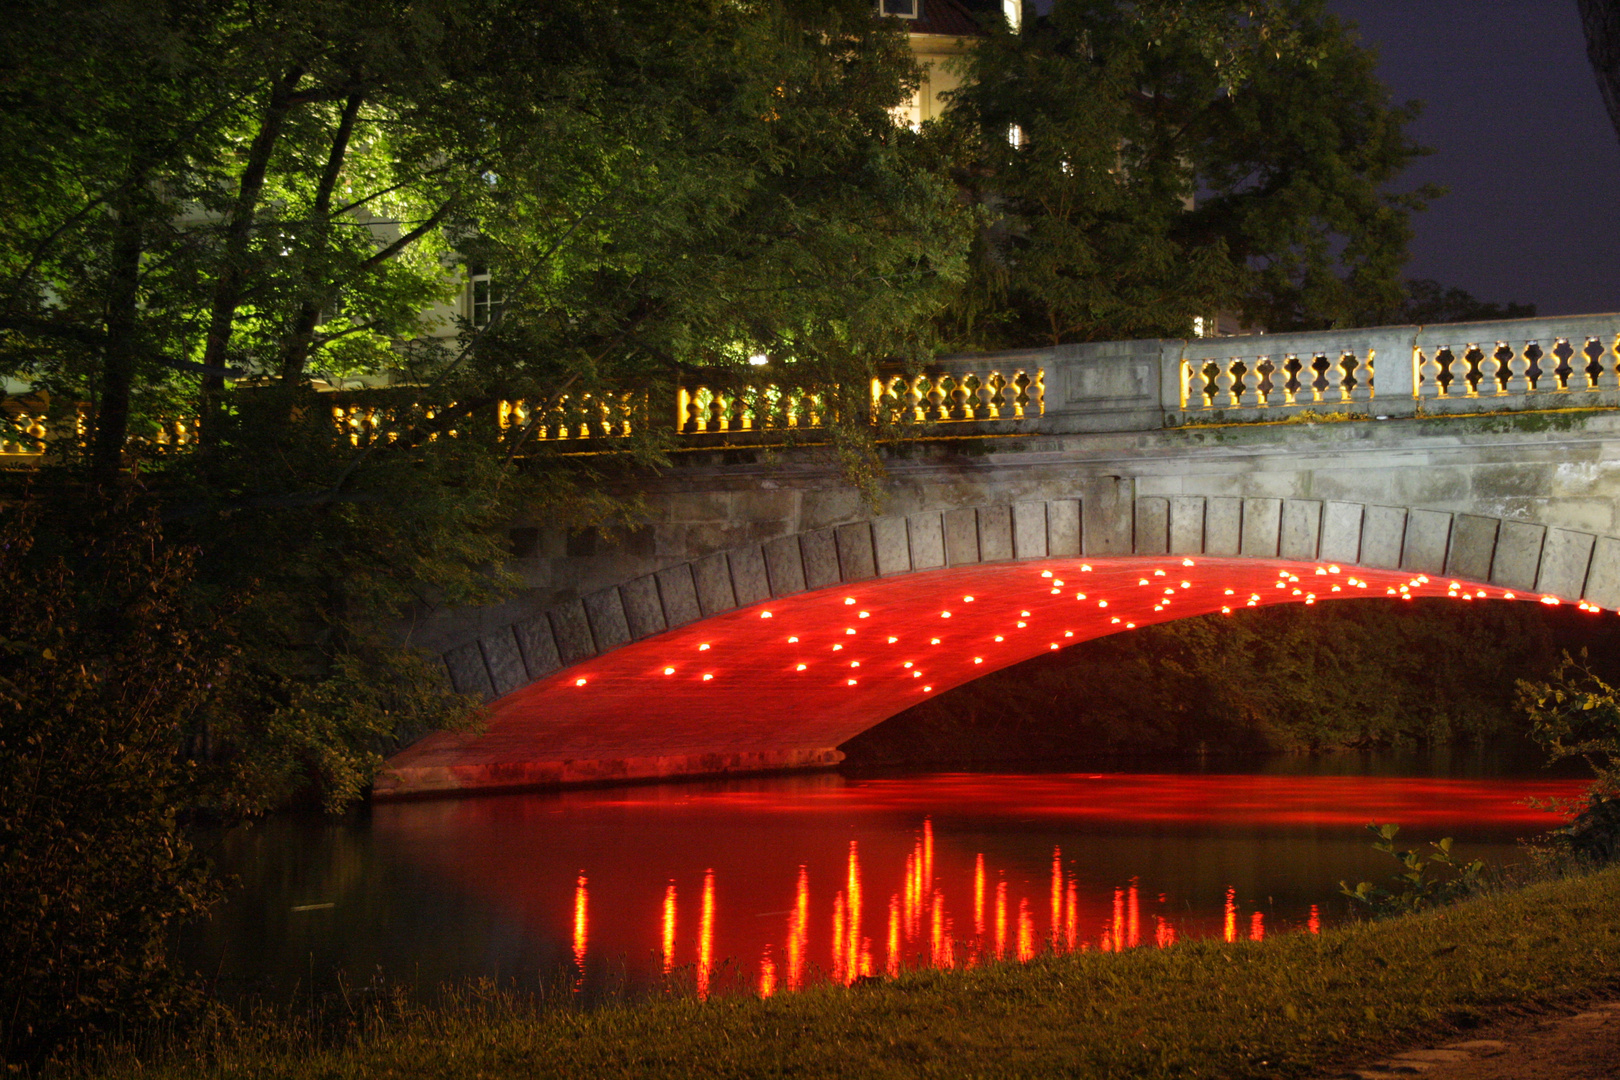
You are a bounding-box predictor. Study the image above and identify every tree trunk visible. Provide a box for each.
[92,188,144,485]
[280,90,364,384]
[1580,0,1620,145]
[197,67,303,444]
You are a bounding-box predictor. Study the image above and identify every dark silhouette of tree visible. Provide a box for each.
[1580,0,1620,144]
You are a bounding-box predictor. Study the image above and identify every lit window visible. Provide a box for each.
[1003,0,1021,31]
[469,264,503,328]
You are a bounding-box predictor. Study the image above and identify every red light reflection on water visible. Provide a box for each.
[373,770,1585,999]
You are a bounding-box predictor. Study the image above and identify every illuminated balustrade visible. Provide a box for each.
[0,412,47,457]
[1174,314,1620,422]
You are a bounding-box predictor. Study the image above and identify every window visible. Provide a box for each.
[468,264,503,328]
[1003,0,1021,32]
[880,0,918,18]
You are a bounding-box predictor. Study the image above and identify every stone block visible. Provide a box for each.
[1536,528,1595,598]
[655,564,702,627]
[872,517,912,576]
[1204,497,1242,557]
[1359,506,1407,570]
[1012,502,1048,559]
[1047,500,1081,557]
[692,553,737,615]
[1446,515,1498,582]
[944,508,980,565]
[444,642,494,701]
[763,535,807,596]
[836,522,878,581]
[1280,500,1322,561]
[1400,510,1452,576]
[479,628,528,697]
[513,612,562,678]
[728,545,771,607]
[800,528,841,589]
[909,512,947,569]
[548,600,597,665]
[1169,497,1205,555]
[582,587,632,652]
[1081,477,1134,555]
[978,505,1014,562]
[620,575,667,640]
[1491,521,1546,591]
[1240,498,1282,558]
[1319,501,1364,565]
[1134,497,1169,555]
[1583,536,1620,609]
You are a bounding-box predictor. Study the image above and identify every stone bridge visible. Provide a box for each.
[381,312,1620,798]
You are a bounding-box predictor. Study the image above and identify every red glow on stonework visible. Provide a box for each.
[394,559,1541,787]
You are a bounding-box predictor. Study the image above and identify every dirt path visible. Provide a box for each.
[1331,1001,1620,1079]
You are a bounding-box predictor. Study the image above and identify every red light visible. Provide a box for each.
[702,673,714,681]
[574,678,587,687]
[663,667,675,675]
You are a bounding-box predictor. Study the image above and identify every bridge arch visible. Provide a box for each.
[381,495,1620,798]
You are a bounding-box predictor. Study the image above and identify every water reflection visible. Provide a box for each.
[181,765,1586,1001]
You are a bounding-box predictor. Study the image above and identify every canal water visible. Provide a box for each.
[182,749,1589,1002]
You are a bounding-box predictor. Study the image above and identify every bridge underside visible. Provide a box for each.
[379,557,1563,798]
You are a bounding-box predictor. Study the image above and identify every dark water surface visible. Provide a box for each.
[182,748,1589,1001]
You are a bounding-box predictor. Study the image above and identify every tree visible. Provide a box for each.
[1580,0,1620,147]
[0,0,970,810]
[1395,279,1536,325]
[936,0,1436,347]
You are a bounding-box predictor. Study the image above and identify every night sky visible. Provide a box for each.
[1326,0,1620,317]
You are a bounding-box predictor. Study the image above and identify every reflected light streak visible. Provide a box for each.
[887,894,901,977]
[846,841,862,986]
[1065,879,1078,952]
[1016,899,1034,962]
[789,866,808,991]
[572,872,588,984]
[759,944,775,997]
[1223,886,1237,944]
[1250,911,1264,942]
[1050,847,1062,947]
[1127,880,1140,949]
[995,879,1008,959]
[661,882,676,974]
[974,854,986,938]
[1308,905,1321,935]
[697,868,715,999]
[832,891,846,985]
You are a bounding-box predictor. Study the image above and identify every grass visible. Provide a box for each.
[81,864,1620,1080]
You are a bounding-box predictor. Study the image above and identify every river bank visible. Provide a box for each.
[86,862,1620,1080]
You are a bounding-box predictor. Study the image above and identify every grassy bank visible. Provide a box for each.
[86,866,1620,1080]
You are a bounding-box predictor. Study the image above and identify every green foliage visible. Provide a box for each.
[0,0,971,818]
[1339,824,1485,917]
[844,598,1563,765]
[939,0,1436,346]
[0,504,220,1063]
[1517,651,1620,862]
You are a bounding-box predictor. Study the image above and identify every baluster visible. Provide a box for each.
[1214,358,1237,409]
[1417,350,1441,400]
[1185,361,1207,409]
[1255,356,1278,407]
[1468,346,1492,397]
[1503,342,1530,396]
[1010,371,1028,418]
[982,372,998,418]
[1235,358,1259,408]
[1348,353,1371,404]
[1596,336,1620,393]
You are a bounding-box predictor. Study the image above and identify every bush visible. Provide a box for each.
[0,501,225,1063]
